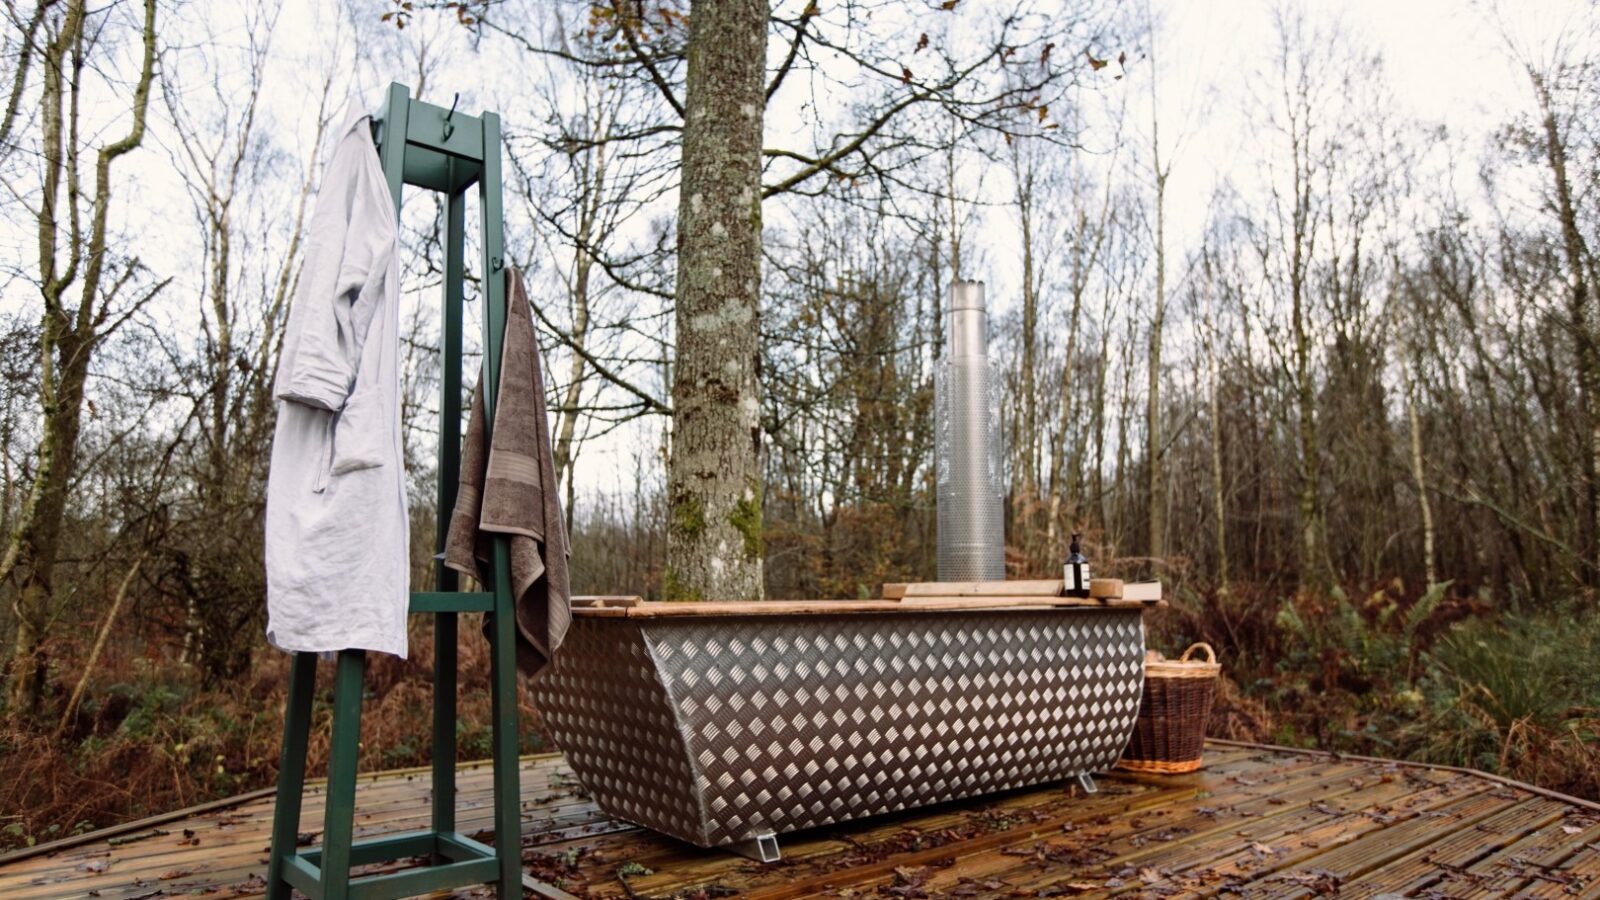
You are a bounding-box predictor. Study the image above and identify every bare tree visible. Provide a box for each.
[0,0,163,715]
[1245,6,1346,590]
[1140,1,1173,565]
[1493,5,1600,580]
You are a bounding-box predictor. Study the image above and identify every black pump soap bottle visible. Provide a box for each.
[1064,533,1091,598]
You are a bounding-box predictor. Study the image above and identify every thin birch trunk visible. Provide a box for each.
[1204,280,1229,593]
[1404,363,1438,587]
[58,553,146,735]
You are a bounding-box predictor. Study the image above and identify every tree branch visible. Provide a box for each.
[765,3,820,102]
[525,295,671,416]
[611,0,684,117]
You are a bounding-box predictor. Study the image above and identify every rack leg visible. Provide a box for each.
[319,649,366,899]
[432,611,458,857]
[266,652,317,900]
[489,599,522,894]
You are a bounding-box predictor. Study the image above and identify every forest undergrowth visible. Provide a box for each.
[0,617,548,852]
[2,581,1597,852]
[1151,580,1600,801]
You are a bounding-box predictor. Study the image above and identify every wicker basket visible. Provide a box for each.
[1117,643,1220,774]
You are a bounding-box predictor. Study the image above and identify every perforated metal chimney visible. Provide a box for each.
[935,280,1005,580]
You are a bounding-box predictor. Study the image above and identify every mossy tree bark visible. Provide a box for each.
[664,0,768,601]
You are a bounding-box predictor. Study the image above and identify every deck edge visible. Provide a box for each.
[0,752,565,867]
[1207,737,1600,813]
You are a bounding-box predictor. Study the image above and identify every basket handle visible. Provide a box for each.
[1179,642,1217,665]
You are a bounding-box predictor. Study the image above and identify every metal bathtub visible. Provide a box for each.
[529,604,1147,853]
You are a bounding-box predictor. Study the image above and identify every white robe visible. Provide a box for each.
[265,103,409,658]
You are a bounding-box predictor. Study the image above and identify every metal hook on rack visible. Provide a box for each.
[442,92,460,140]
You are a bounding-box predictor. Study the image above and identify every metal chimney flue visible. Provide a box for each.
[936,280,1005,581]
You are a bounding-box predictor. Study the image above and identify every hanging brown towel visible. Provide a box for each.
[444,267,571,677]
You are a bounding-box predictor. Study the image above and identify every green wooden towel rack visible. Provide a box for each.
[266,83,525,900]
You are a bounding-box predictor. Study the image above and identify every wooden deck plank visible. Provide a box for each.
[607,747,1274,898]
[1331,797,1571,898]
[591,774,1170,896]
[1090,763,1474,896]
[809,768,1361,897]
[889,755,1412,897]
[945,760,1379,896]
[1432,813,1600,897]
[0,755,578,900]
[1524,821,1600,899]
[0,759,592,896]
[644,752,1339,900]
[1197,776,1526,897]
[4,742,1596,899]
[727,783,1192,900]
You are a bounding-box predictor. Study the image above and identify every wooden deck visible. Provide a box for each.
[4,740,1598,898]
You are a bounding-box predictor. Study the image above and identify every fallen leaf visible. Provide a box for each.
[893,865,932,886]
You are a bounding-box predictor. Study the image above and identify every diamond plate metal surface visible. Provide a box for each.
[532,609,1146,848]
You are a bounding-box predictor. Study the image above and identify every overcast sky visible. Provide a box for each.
[232,0,1600,503]
[7,0,1590,509]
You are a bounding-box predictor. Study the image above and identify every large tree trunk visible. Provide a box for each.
[664,0,767,601]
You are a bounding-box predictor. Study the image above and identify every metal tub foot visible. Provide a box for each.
[727,833,781,863]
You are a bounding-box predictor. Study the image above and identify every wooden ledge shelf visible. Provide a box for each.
[569,580,1165,619]
[570,595,1163,618]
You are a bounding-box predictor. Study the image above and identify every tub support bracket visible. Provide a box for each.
[728,833,781,863]
[1077,773,1098,795]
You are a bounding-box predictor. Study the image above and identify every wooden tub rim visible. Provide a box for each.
[570,594,1165,618]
